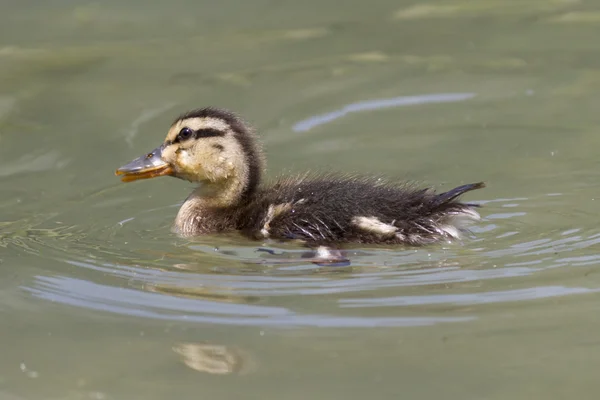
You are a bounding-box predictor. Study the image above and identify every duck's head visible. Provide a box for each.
[116,107,265,204]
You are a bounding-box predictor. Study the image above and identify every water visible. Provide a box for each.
[2,0,600,398]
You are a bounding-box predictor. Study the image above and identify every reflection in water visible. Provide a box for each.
[292,93,475,132]
[146,281,263,304]
[173,343,253,375]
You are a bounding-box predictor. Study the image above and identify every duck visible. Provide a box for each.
[115,107,485,250]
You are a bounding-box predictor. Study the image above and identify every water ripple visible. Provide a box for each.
[9,189,600,329]
[339,286,599,308]
[22,275,474,328]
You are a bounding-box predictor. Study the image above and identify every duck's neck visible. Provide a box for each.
[173,173,259,235]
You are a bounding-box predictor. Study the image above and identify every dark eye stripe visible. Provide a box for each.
[172,128,225,144]
[196,128,225,138]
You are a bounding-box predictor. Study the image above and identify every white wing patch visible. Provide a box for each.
[260,203,292,238]
[352,216,397,237]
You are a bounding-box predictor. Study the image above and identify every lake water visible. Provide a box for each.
[2,0,600,398]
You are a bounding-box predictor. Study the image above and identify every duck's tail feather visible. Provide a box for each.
[434,182,486,207]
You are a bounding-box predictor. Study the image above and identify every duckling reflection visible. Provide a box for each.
[116,107,485,259]
[146,281,262,304]
[173,343,254,375]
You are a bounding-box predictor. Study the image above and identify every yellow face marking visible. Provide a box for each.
[157,117,238,183]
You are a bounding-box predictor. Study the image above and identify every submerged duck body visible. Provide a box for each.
[116,107,485,247]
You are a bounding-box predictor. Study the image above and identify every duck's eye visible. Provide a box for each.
[177,127,194,141]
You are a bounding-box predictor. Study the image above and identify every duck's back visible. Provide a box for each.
[238,173,484,246]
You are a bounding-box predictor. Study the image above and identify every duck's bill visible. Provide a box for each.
[115,145,174,182]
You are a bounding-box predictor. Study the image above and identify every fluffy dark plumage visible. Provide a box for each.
[237,173,484,246]
[173,109,484,246]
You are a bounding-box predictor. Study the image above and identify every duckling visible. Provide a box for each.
[115,107,485,248]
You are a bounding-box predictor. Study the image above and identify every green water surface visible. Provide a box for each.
[2,0,600,398]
